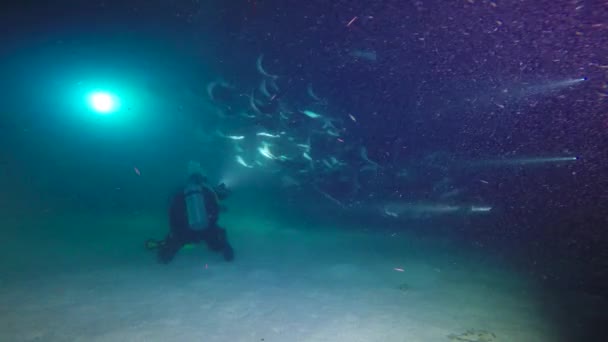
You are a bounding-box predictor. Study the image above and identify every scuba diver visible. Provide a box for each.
[146,161,234,263]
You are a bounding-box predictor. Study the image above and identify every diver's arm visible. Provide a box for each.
[214,183,230,200]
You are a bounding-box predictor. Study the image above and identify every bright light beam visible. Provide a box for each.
[87,91,119,114]
[524,77,587,96]
[472,156,578,167]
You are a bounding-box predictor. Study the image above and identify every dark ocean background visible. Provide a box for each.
[1,1,607,341]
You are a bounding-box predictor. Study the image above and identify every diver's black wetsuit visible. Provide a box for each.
[157,181,234,263]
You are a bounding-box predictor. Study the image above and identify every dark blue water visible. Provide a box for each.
[1,1,607,341]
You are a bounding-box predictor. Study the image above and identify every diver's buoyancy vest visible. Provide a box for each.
[184,183,209,230]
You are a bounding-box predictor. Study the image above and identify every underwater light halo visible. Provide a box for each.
[91,93,113,112]
[87,91,119,114]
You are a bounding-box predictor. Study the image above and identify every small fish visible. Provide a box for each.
[326,129,340,137]
[217,130,245,140]
[206,81,233,102]
[256,132,280,138]
[301,110,322,119]
[256,54,279,79]
[349,49,377,62]
[259,79,272,98]
[348,114,357,122]
[393,267,405,272]
[321,118,337,130]
[346,16,358,27]
[134,167,141,176]
[236,156,253,168]
[240,112,256,119]
[470,206,493,213]
[384,207,399,218]
[267,78,280,92]
[258,143,277,160]
[307,83,322,102]
[206,81,218,101]
[249,91,263,114]
[360,147,380,169]
[281,175,300,188]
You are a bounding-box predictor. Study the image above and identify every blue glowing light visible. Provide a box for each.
[88,91,119,114]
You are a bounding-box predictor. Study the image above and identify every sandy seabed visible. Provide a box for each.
[1,211,562,342]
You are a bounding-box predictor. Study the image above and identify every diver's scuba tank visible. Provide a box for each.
[184,182,209,230]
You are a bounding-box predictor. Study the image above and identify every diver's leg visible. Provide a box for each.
[223,238,234,262]
[157,232,185,264]
[204,226,234,261]
[203,227,224,251]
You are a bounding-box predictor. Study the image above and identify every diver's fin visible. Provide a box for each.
[145,239,164,251]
